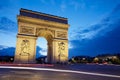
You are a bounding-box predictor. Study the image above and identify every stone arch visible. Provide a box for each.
[36,29,54,63]
[14,8,69,64]
[36,28,54,40]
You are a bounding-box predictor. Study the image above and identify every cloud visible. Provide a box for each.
[36,46,42,58]
[0,17,17,33]
[69,24,120,57]
[39,48,47,56]
[0,46,15,56]
[0,45,8,50]
[69,4,120,41]
[68,4,120,57]
[0,1,20,23]
[68,42,74,49]
[0,45,47,58]
[36,46,47,58]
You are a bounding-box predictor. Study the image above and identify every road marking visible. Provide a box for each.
[0,66,120,78]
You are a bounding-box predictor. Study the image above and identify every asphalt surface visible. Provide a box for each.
[61,64,120,75]
[0,64,120,80]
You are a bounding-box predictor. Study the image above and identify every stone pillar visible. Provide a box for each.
[52,39,68,63]
[47,41,53,63]
[14,34,37,63]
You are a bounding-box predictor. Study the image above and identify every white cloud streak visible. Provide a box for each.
[69,8,120,41]
[39,48,47,56]
[68,42,74,49]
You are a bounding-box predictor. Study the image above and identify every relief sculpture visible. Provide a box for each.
[57,31,67,39]
[36,28,55,36]
[58,42,66,57]
[20,40,30,56]
[20,26,34,34]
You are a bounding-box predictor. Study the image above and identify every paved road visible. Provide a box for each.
[0,64,120,80]
[60,64,120,75]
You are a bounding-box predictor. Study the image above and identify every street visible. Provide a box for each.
[0,64,120,80]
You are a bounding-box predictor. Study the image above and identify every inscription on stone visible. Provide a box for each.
[20,26,34,34]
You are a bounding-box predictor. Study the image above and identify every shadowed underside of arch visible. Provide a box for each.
[37,29,53,41]
[14,8,69,64]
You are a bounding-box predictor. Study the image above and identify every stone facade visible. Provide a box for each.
[14,9,69,63]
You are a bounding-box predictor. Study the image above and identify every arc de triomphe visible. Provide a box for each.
[14,8,69,63]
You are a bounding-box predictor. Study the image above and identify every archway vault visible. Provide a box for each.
[14,8,69,63]
[36,28,54,41]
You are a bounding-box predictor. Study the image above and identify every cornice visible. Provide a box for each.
[17,34,37,39]
[17,15,69,30]
[21,9,68,20]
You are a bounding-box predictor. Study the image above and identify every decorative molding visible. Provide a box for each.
[36,28,55,36]
[20,26,34,35]
[21,9,68,20]
[18,16,69,30]
[56,31,67,39]
[17,34,37,39]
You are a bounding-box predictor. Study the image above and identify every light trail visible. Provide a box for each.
[0,66,120,78]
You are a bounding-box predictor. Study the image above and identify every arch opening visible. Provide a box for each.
[36,37,47,63]
[36,30,54,63]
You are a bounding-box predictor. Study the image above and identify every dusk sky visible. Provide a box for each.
[0,0,120,58]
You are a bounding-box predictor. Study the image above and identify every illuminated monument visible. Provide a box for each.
[14,8,69,63]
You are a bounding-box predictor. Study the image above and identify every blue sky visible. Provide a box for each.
[0,0,120,58]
